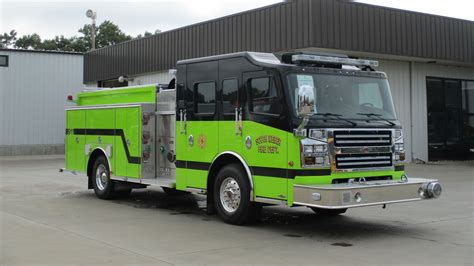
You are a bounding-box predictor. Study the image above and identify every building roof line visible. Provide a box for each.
[88,0,474,55]
[0,48,83,56]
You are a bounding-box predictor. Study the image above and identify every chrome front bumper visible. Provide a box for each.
[293,177,441,209]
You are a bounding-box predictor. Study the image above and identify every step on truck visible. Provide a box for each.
[62,52,442,224]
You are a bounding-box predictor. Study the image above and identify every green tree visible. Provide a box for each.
[68,36,88,52]
[78,20,132,50]
[136,30,161,39]
[5,20,135,52]
[136,31,154,39]
[15,33,42,49]
[1,30,18,48]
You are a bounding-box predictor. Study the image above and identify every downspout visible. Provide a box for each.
[409,61,415,162]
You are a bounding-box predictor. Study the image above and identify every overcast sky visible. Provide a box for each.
[0,0,472,39]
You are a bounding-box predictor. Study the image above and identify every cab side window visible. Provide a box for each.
[249,77,281,115]
[194,82,216,114]
[222,79,239,114]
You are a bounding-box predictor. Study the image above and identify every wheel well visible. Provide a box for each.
[207,153,252,201]
[87,149,108,189]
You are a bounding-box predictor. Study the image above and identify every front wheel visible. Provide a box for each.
[310,207,347,216]
[213,164,261,225]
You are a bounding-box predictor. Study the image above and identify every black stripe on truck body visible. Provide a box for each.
[72,128,141,164]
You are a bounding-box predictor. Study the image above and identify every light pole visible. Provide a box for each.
[86,9,97,50]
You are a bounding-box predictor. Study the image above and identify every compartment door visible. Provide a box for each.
[126,106,141,178]
[115,107,141,178]
[66,110,86,171]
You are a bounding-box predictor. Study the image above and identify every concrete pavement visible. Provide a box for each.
[1,155,472,265]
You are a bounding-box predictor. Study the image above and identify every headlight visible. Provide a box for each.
[303,145,314,153]
[302,144,327,154]
[393,129,405,163]
[314,144,326,153]
[301,140,329,168]
[314,155,329,165]
[395,143,405,152]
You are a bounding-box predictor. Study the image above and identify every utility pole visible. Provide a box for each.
[86,9,97,50]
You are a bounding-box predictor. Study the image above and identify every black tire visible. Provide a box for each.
[310,207,347,216]
[91,156,131,199]
[162,187,189,196]
[213,164,261,225]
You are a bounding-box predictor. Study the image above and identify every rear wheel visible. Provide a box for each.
[213,164,261,225]
[310,207,347,216]
[92,156,131,199]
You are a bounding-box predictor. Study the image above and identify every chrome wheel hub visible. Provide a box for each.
[95,164,108,191]
[219,177,241,213]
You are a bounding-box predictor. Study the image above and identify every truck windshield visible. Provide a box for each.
[286,73,397,120]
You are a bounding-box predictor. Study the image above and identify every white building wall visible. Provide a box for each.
[0,50,83,154]
[377,59,412,161]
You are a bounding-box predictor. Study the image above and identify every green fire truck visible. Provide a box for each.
[62,52,442,224]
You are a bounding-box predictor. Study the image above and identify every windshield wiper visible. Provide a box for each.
[357,113,396,127]
[313,113,357,127]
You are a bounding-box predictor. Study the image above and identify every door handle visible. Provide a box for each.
[235,107,239,135]
[179,109,183,134]
[235,107,242,136]
[180,109,187,134]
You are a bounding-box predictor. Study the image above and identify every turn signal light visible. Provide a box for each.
[304,156,316,165]
[67,95,74,101]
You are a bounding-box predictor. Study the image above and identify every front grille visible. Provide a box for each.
[335,152,393,169]
[333,130,392,147]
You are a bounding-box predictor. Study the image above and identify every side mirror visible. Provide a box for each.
[297,85,316,118]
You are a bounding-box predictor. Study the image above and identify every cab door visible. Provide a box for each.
[183,61,219,189]
[217,57,253,157]
[218,77,243,155]
[175,64,188,190]
[241,71,289,200]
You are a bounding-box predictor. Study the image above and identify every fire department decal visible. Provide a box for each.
[198,134,207,149]
[255,135,281,154]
